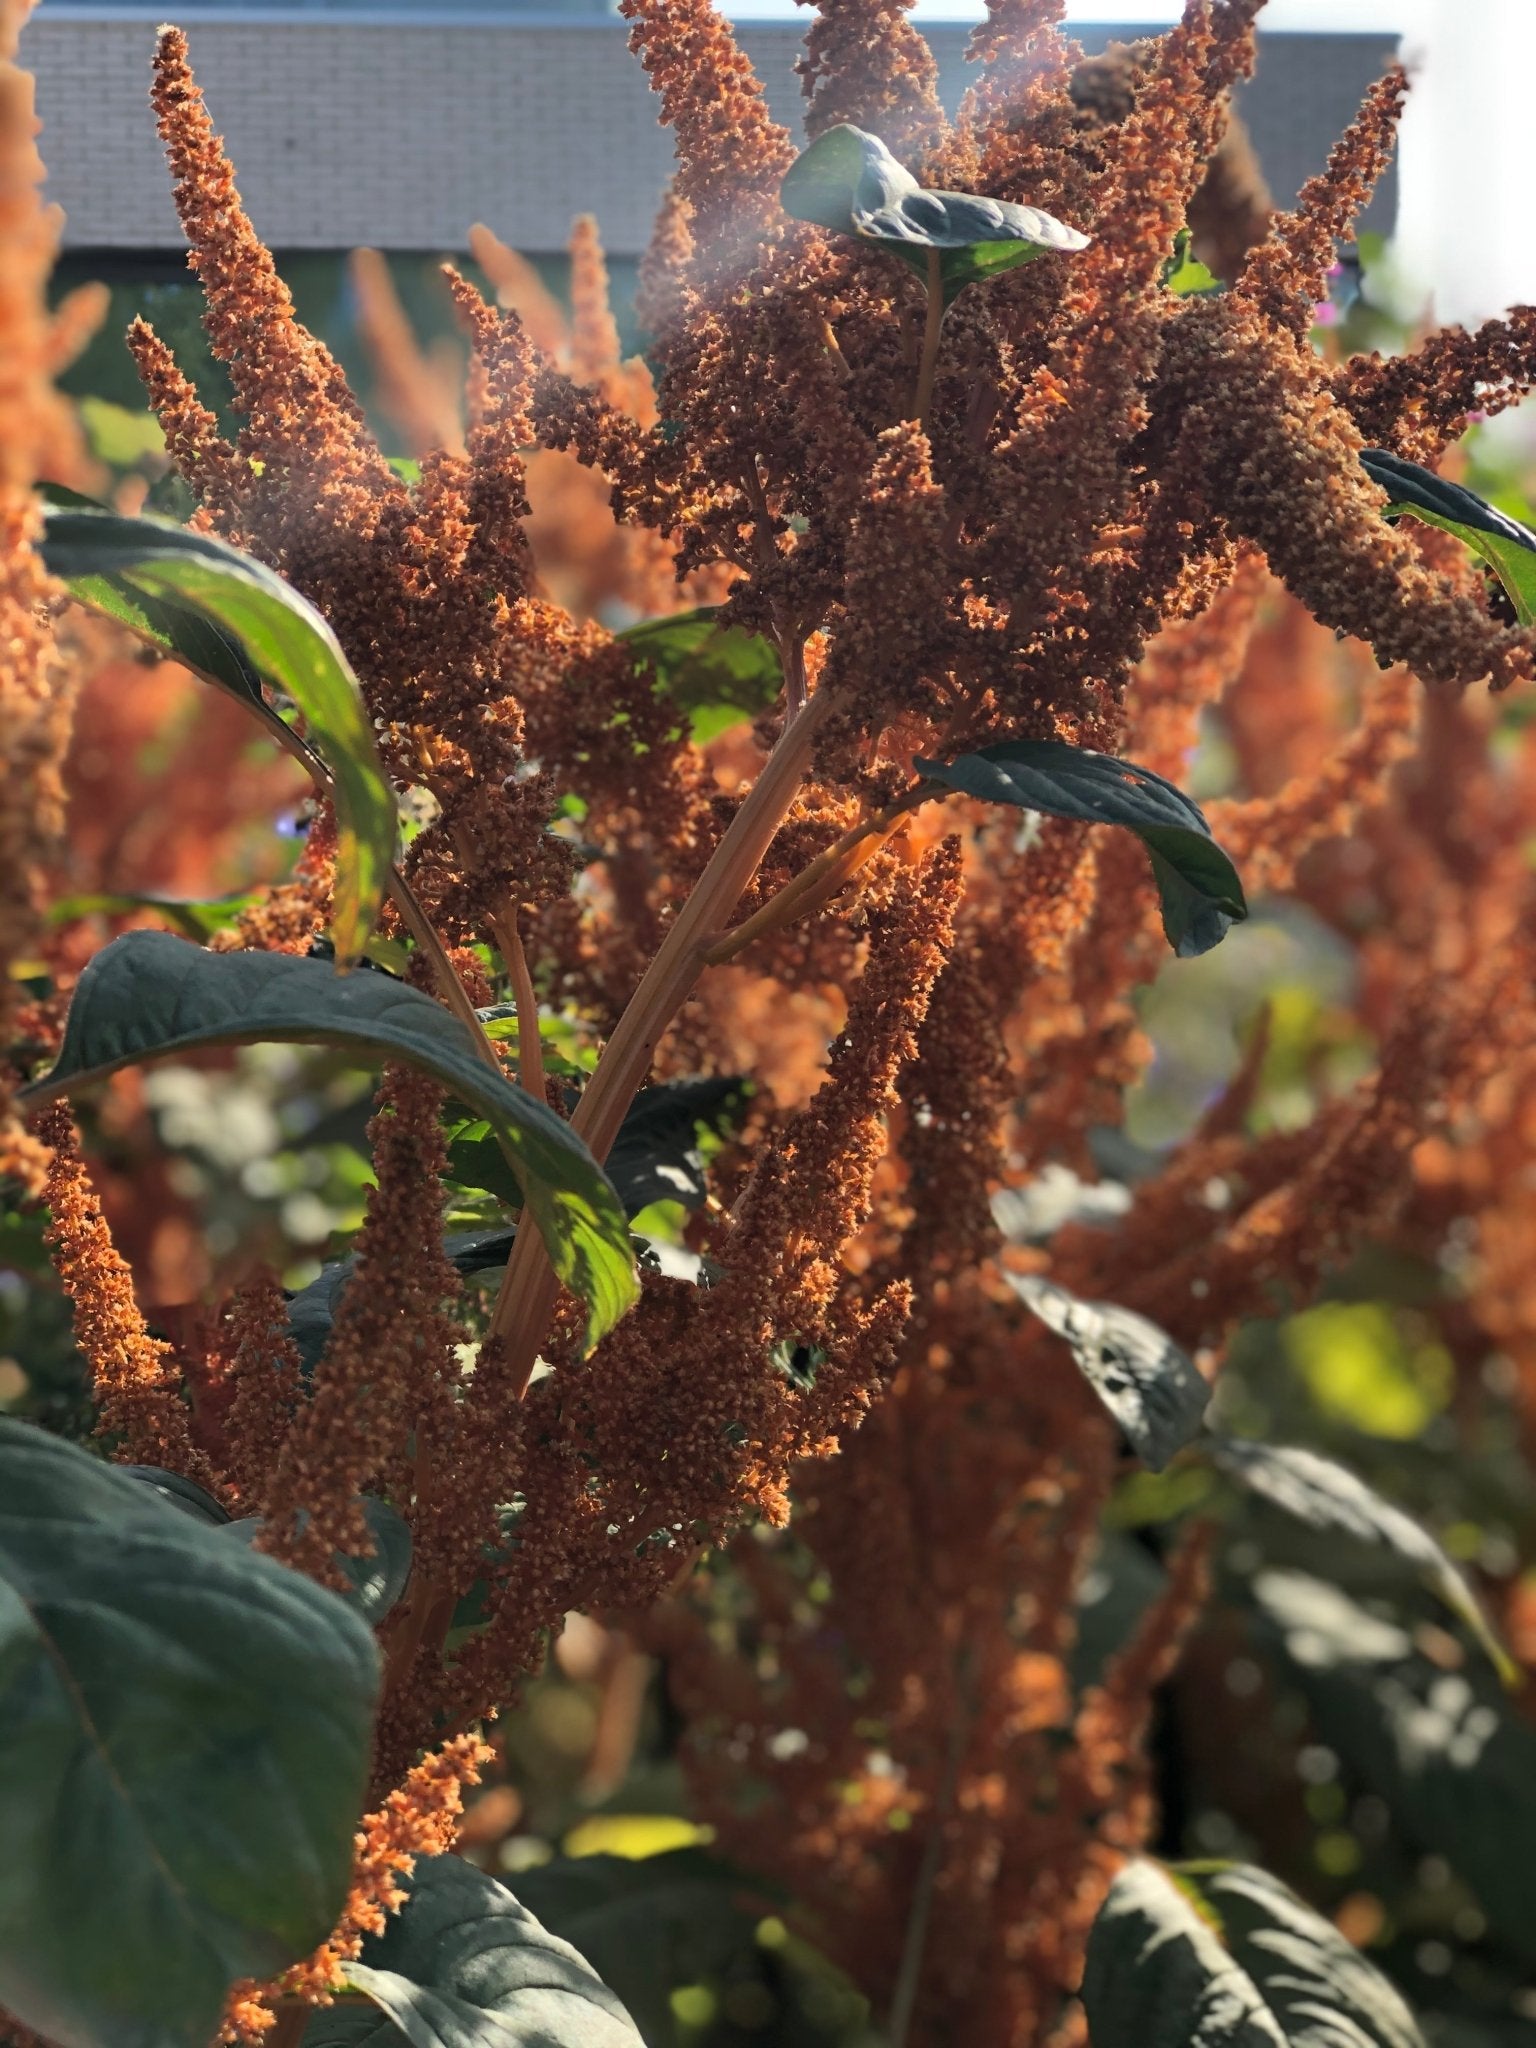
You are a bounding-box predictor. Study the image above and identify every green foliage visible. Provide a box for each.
[0,1420,379,2048]
[781,123,1089,305]
[1083,1857,1426,2048]
[620,609,783,740]
[20,931,638,1348]
[1005,1273,1210,1470]
[40,503,396,968]
[1361,447,1536,627]
[914,738,1247,955]
[302,1854,644,2048]
[1208,1437,1516,1685]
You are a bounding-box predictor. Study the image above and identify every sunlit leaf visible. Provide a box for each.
[302,1854,643,2048]
[1007,1273,1210,1470]
[914,737,1246,956]
[1361,447,1536,627]
[781,123,1088,306]
[1209,1437,1516,1685]
[1083,1855,1427,2048]
[39,504,396,968]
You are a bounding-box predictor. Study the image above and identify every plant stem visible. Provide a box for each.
[701,787,929,967]
[386,865,501,1072]
[489,901,546,1103]
[484,688,835,1387]
[913,249,946,429]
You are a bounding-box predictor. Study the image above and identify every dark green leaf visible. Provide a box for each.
[620,608,783,740]
[1247,1569,1536,1966]
[0,1419,379,2048]
[40,505,396,968]
[120,1464,231,1525]
[20,933,637,1348]
[1083,1855,1426,2048]
[221,1497,413,1624]
[781,123,1088,306]
[1006,1273,1210,1470]
[285,1231,516,1376]
[511,1850,770,2047]
[302,1853,643,2048]
[1361,448,1536,627]
[913,738,1247,956]
[1209,1438,1515,1684]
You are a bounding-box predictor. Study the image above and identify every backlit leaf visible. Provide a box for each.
[40,504,396,968]
[1361,447,1536,628]
[620,608,783,740]
[20,933,637,1349]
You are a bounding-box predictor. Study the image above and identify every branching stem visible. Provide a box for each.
[484,687,836,1387]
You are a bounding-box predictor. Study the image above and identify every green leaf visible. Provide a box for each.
[39,505,397,969]
[0,1419,379,2048]
[285,1229,518,1377]
[302,1854,644,2048]
[511,1850,772,2047]
[120,1464,232,1525]
[1162,228,1220,297]
[1361,447,1536,627]
[447,1074,749,1219]
[1006,1274,1210,1471]
[620,608,783,740]
[221,1496,413,1624]
[1208,1437,1516,1686]
[48,888,263,942]
[781,123,1089,306]
[20,933,637,1349]
[913,737,1247,956]
[1083,1856,1427,2048]
[1247,1569,1536,1966]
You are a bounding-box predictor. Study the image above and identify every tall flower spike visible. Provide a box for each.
[37,1104,215,1478]
[150,25,390,488]
[1236,64,1408,335]
[0,20,77,1193]
[567,213,624,389]
[619,0,796,271]
[795,0,946,153]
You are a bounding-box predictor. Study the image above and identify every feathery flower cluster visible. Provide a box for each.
[18,2,1536,2040]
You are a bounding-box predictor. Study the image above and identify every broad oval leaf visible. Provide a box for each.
[781,123,1088,305]
[120,1463,231,1525]
[1208,1437,1515,1685]
[222,1496,413,1624]
[914,738,1247,956]
[302,1853,643,2048]
[1007,1273,1210,1471]
[0,1419,379,2048]
[620,608,783,741]
[1083,1856,1426,2048]
[20,933,638,1348]
[1360,448,1536,627]
[39,504,397,969]
[286,1229,519,1377]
